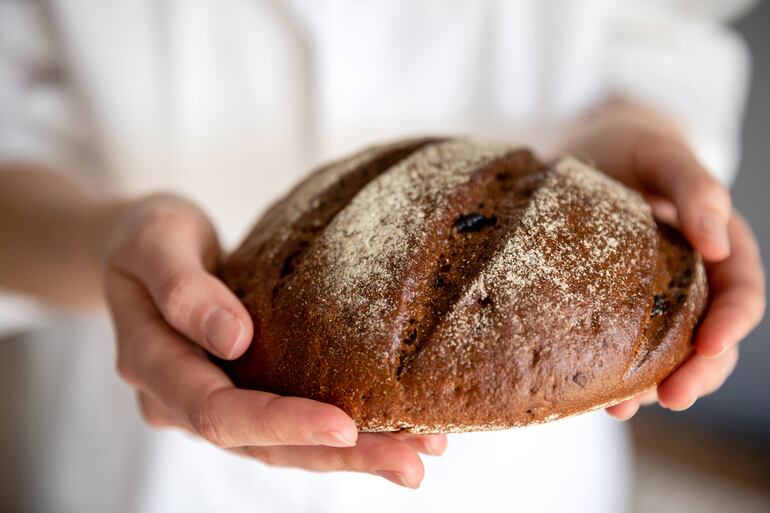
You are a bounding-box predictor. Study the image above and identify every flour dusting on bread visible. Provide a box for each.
[220,138,707,433]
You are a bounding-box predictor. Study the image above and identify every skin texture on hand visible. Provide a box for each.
[561,98,766,420]
[102,194,446,489]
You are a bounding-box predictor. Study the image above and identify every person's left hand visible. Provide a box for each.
[561,99,766,419]
[102,194,446,489]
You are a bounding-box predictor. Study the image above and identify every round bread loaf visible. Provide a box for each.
[218,138,708,433]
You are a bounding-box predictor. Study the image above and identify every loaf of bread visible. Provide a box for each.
[218,138,707,433]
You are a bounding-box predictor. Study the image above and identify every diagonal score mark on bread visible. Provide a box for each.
[218,138,707,434]
[219,137,438,378]
[391,150,546,382]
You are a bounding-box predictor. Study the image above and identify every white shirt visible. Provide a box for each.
[0,1,752,512]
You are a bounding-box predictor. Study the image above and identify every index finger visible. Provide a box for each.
[695,211,766,358]
[113,203,253,360]
[633,136,732,261]
[108,270,359,448]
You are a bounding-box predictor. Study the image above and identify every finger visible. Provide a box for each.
[136,391,183,429]
[605,398,640,421]
[634,137,731,261]
[642,194,679,227]
[237,433,425,488]
[114,203,252,359]
[108,271,359,448]
[605,385,659,420]
[657,345,739,411]
[637,388,659,406]
[696,212,766,358]
[382,432,448,456]
[150,267,252,360]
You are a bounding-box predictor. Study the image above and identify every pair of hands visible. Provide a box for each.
[103,105,765,490]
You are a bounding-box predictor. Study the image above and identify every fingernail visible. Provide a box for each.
[607,406,637,422]
[701,342,727,359]
[700,212,729,252]
[374,470,415,488]
[668,396,697,412]
[311,430,356,447]
[204,308,246,358]
[616,404,639,421]
[623,405,640,421]
[423,437,446,456]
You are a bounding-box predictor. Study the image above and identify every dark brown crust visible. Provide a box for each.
[218,139,708,433]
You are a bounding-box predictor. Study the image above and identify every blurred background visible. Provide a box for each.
[630,3,770,512]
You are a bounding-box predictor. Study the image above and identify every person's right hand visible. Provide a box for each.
[102,193,447,489]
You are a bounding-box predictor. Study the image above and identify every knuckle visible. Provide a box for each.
[115,356,140,387]
[328,448,347,471]
[143,412,166,429]
[147,418,168,429]
[698,180,731,209]
[263,420,290,445]
[114,327,151,386]
[158,274,195,323]
[637,132,667,155]
[140,204,191,237]
[137,396,165,428]
[637,133,680,170]
[118,203,192,263]
[190,400,228,447]
[259,396,292,444]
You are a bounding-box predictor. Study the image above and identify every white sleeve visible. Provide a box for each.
[604,0,753,185]
[0,0,94,174]
[0,1,95,335]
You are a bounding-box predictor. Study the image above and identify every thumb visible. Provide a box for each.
[112,198,253,359]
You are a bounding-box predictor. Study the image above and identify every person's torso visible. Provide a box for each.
[18,3,632,512]
[50,0,611,246]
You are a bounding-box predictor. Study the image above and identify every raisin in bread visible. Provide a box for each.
[217,138,707,433]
